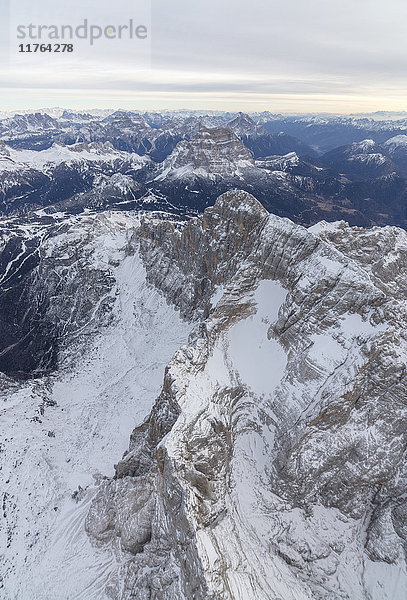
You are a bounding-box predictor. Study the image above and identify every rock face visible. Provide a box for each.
[156,127,255,180]
[86,190,407,599]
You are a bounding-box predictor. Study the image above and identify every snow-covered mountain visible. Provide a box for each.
[0,112,62,150]
[88,192,407,599]
[320,139,396,179]
[0,142,156,215]
[2,109,407,157]
[1,190,407,599]
[384,134,407,153]
[0,111,182,160]
[0,140,149,172]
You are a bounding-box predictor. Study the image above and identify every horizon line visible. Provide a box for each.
[1,106,407,118]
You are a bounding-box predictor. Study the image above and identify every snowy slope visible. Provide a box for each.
[0,212,192,599]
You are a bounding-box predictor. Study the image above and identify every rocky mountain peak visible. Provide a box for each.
[103,110,151,130]
[227,111,258,131]
[0,111,58,136]
[226,111,271,140]
[348,138,381,155]
[157,127,254,179]
[210,187,268,220]
[136,190,268,318]
[61,109,95,122]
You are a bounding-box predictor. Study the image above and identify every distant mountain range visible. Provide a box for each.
[0,109,406,228]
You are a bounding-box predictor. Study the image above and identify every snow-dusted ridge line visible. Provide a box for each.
[0,141,149,172]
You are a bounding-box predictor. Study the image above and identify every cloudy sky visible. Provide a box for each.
[0,0,406,113]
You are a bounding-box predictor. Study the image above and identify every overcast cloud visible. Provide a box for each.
[0,0,406,112]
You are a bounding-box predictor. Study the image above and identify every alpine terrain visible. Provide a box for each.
[0,109,406,600]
